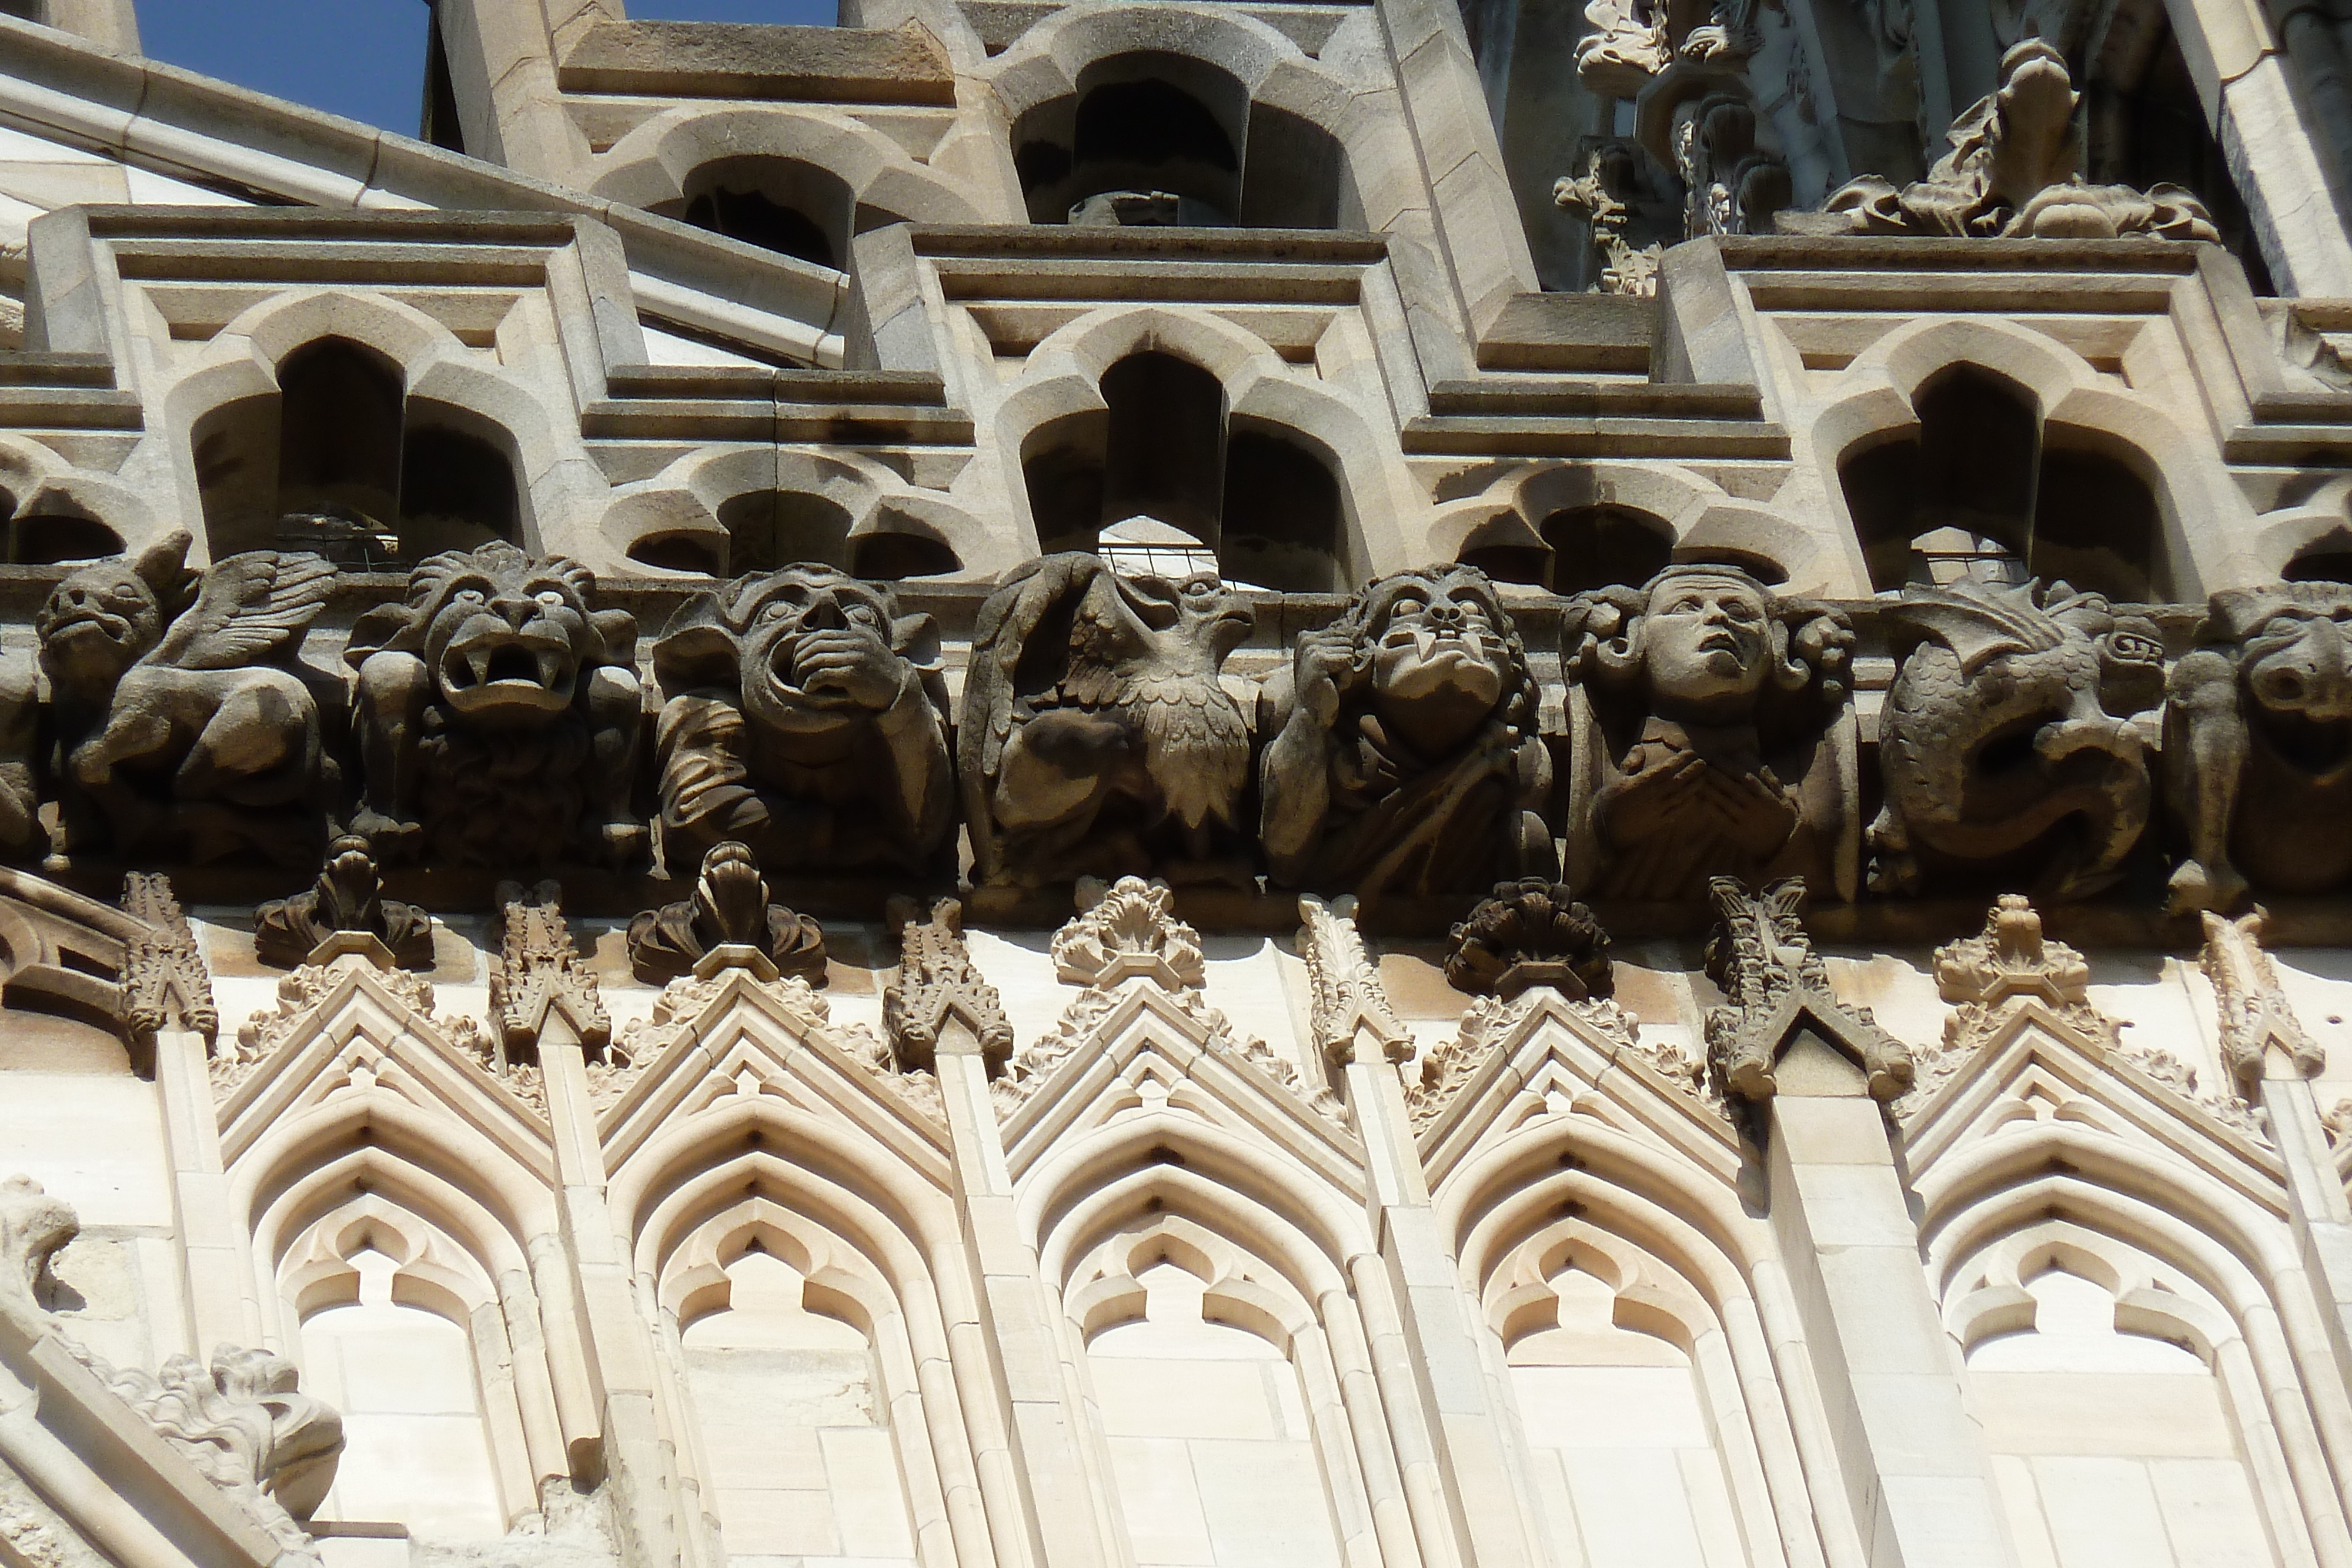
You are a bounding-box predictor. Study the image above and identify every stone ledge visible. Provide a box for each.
[557,19,956,105]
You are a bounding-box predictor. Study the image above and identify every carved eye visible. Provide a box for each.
[535,590,565,609]
[1722,597,1762,623]
[1184,580,1212,597]
[457,589,486,605]
[848,604,881,627]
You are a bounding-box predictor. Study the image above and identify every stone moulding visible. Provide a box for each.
[2202,908,2325,1098]
[120,871,216,1049]
[1703,875,1912,1104]
[490,880,610,1064]
[1297,894,1412,1068]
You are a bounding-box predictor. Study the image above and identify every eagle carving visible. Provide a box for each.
[960,552,1255,886]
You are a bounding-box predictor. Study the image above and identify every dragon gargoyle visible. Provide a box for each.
[1871,580,2165,900]
[38,530,339,867]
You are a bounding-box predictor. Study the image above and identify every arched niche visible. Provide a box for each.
[1013,51,1346,228]
[665,155,854,270]
[1840,364,2162,599]
[716,489,856,574]
[2286,531,2352,584]
[1021,349,1344,589]
[0,479,123,566]
[1461,504,1676,594]
[194,336,523,569]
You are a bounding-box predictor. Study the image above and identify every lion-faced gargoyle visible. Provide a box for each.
[960,552,1254,887]
[1872,580,2165,901]
[650,565,953,875]
[2164,581,2352,914]
[343,541,644,869]
[38,529,338,867]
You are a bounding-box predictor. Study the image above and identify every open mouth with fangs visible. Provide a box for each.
[439,628,577,714]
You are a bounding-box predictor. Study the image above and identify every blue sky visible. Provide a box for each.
[137,0,835,138]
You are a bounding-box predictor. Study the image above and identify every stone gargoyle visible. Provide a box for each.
[2164,581,2352,912]
[344,541,644,869]
[1872,580,2166,900]
[1808,36,2218,242]
[1563,563,1856,902]
[650,565,953,875]
[960,552,1255,887]
[1259,564,1555,904]
[38,529,338,867]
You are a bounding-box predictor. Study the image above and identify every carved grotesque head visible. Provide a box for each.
[350,542,632,727]
[1338,566,1535,757]
[35,530,195,701]
[1128,571,1255,661]
[2049,587,2167,717]
[1569,563,1852,729]
[2210,582,2352,745]
[652,564,943,733]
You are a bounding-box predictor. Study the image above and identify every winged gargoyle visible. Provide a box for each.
[1871,579,2166,900]
[38,530,338,866]
[959,552,1255,887]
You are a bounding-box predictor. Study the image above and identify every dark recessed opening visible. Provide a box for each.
[6,514,123,566]
[627,531,729,576]
[853,530,961,580]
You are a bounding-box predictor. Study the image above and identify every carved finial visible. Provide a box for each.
[253,837,434,971]
[122,872,218,1048]
[2201,908,2324,1098]
[1703,876,1912,1104]
[1445,880,1615,1001]
[1298,894,1411,1067]
[0,1175,76,1322]
[884,897,1013,1075]
[1932,893,2116,1052]
[489,881,609,1064]
[1051,877,1205,989]
[75,1342,343,1561]
[626,842,827,985]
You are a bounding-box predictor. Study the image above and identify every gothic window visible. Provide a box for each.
[1461,504,1675,593]
[0,485,119,565]
[1084,1259,1347,1568]
[1506,1262,1745,1567]
[193,337,522,567]
[298,1247,507,1540]
[1842,365,2162,599]
[667,156,853,270]
[1013,54,1348,229]
[1023,350,1345,589]
[679,1245,920,1566]
[1966,1266,2278,1565]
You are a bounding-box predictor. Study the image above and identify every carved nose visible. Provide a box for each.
[801,595,848,631]
[492,596,534,629]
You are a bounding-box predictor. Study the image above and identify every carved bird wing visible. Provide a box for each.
[964,554,1154,781]
[1882,580,2063,677]
[146,551,336,670]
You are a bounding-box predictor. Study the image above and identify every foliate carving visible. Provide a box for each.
[38,530,336,867]
[883,897,1013,1075]
[489,881,608,1064]
[220,965,489,1099]
[1262,566,1553,902]
[1703,876,1910,1104]
[121,872,216,1047]
[1933,894,2115,1052]
[253,835,435,970]
[2164,583,2352,914]
[1051,876,1205,989]
[960,552,1255,887]
[1445,880,1615,1001]
[73,1343,343,1563]
[650,566,954,875]
[1872,583,2165,900]
[1553,143,1669,297]
[1298,894,1411,1068]
[345,541,645,870]
[1811,39,2218,240]
[2201,908,2325,1098]
[1402,991,1660,1130]
[1572,0,1752,95]
[626,841,827,984]
[1566,565,1855,902]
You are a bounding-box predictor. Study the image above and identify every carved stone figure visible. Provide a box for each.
[1564,564,1856,902]
[1872,581,2166,900]
[2165,583,2352,913]
[343,541,644,870]
[253,835,435,970]
[650,566,953,876]
[961,553,1254,886]
[1573,0,1754,95]
[1809,38,2218,240]
[1704,876,1910,1104]
[884,896,1013,1075]
[1262,565,1553,904]
[38,530,337,867]
[1445,880,1615,1001]
[627,840,827,984]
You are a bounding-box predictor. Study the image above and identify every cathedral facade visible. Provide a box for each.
[0,1,2348,1566]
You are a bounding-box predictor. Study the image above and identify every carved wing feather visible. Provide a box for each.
[147,551,336,670]
[1883,580,2063,677]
